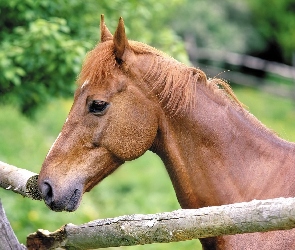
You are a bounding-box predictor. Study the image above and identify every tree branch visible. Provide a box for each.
[0,161,41,200]
[27,197,295,250]
[0,200,27,250]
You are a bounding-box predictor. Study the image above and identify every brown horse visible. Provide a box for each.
[38,15,295,249]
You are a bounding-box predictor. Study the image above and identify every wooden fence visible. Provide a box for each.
[184,38,295,100]
[1,161,295,249]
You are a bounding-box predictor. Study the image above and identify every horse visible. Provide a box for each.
[38,15,295,249]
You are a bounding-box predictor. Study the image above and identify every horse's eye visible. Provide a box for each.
[89,100,109,115]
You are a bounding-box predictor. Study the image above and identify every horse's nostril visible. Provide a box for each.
[40,181,54,206]
[39,180,83,211]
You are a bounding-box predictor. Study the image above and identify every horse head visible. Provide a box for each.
[38,16,160,211]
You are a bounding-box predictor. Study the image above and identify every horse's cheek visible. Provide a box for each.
[102,101,158,161]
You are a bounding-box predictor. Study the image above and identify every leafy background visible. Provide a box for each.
[0,0,294,249]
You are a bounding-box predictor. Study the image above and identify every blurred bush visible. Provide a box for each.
[247,0,295,63]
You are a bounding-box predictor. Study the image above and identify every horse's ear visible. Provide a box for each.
[100,14,113,42]
[113,17,130,60]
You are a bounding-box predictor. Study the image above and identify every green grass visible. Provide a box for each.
[233,86,295,141]
[0,86,294,249]
[266,72,295,87]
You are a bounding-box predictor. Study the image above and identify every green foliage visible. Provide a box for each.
[247,0,295,62]
[0,0,94,115]
[0,18,89,114]
[0,0,188,115]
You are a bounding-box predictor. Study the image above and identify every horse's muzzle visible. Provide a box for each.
[39,179,83,212]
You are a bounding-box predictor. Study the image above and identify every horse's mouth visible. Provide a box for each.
[64,188,83,212]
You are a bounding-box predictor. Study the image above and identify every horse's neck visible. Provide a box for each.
[154,83,295,209]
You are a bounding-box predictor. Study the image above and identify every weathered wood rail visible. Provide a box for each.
[26,197,295,250]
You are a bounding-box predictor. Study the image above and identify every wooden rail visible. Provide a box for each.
[184,37,295,99]
[190,48,295,80]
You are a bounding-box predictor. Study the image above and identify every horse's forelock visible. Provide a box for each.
[77,42,116,87]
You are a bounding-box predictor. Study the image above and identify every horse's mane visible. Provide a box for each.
[130,41,244,115]
[78,40,244,116]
